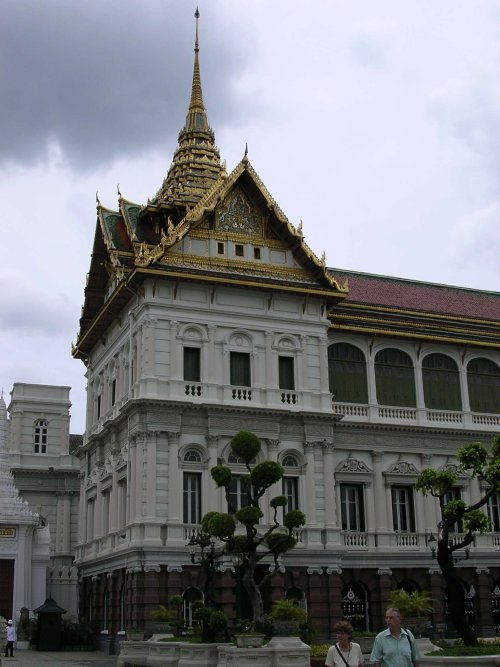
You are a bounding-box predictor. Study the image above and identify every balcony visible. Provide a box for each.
[332,401,500,431]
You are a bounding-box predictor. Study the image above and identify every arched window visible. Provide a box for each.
[328,343,368,403]
[34,419,48,454]
[282,455,299,467]
[422,353,462,411]
[184,449,202,463]
[183,588,202,627]
[375,348,416,407]
[467,358,500,414]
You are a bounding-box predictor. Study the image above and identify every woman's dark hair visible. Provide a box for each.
[334,620,354,638]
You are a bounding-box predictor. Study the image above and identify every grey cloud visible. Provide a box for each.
[0,289,75,335]
[349,35,387,69]
[0,1,246,170]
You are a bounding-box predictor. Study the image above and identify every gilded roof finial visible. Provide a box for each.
[242,143,249,164]
[187,7,206,124]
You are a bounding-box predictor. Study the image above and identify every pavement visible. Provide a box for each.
[1,651,117,667]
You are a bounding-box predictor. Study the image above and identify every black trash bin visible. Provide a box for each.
[34,596,66,650]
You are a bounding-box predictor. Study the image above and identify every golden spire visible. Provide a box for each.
[151,8,222,210]
[185,7,208,133]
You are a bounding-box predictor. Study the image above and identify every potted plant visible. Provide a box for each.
[125,625,144,641]
[233,619,266,648]
[388,589,433,638]
[149,604,174,634]
[268,599,307,636]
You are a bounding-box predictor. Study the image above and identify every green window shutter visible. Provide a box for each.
[422,353,462,411]
[328,343,368,403]
[467,358,500,414]
[230,352,251,387]
[183,347,201,382]
[375,348,416,407]
[279,356,295,390]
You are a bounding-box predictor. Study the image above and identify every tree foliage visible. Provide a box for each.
[201,431,306,624]
[415,434,500,646]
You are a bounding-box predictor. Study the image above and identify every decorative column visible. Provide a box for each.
[326,566,343,635]
[264,439,280,525]
[169,320,179,381]
[109,458,119,534]
[135,324,143,385]
[366,347,378,419]
[142,318,156,378]
[475,568,493,637]
[78,472,86,544]
[372,451,387,532]
[414,357,426,425]
[143,565,161,616]
[128,435,137,523]
[375,568,393,629]
[207,325,217,396]
[167,431,183,543]
[307,567,328,637]
[144,431,158,520]
[62,491,72,554]
[428,567,445,637]
[265,331,275,388]
[421,453,436,532]
[206,435,220,511]
[134,433,145,523]
[323,440,340,547]
[300,334,308,391]
[304,442,318,526]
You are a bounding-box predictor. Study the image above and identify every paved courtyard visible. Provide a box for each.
[1,651,116,667]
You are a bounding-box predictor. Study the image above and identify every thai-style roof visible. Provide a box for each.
[73,12,347,360]
[329,269,500,349]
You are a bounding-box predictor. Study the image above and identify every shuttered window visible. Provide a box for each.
[375,348,416,407]
[422,353,462,411]
[328,343,368,403]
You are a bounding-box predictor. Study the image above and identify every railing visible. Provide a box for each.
[395,533,419,548]
[378,407,417,420]
[185,384,202,397]
[231,387,252,401]
[342,531,368,548]
[332,401,499,430]
[281,392,298,405]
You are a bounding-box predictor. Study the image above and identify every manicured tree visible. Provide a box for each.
[202,431,306,625]
[415,434,500,645]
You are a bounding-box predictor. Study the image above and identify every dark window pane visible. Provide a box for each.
[467,357,500,414]
[279,356,295,390]
[230,352,251,386]
[375,348,416,407]
[328,343,368,403]
[422,353,462,411]
[184,347,201,382]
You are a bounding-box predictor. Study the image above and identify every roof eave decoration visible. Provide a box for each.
[132,156,348,295]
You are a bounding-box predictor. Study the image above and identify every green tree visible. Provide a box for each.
[202,431,306,625]
[415,434,500,645]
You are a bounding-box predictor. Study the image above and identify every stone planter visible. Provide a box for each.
[235,633,265,648]
[272,620,300,636]
[126,629,145,641]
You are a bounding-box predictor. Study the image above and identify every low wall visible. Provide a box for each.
[421,658,500,667]
[117,635,311,667]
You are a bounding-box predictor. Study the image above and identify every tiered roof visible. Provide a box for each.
[330,269,500,348]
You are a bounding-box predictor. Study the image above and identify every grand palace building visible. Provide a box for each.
[2,12,499,646]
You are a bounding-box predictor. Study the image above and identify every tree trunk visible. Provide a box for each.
[241,556,264,624]
[438,543,477,646]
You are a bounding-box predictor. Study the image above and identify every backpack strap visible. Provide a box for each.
[334,642,350,667]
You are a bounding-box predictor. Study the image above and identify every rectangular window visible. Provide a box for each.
[111,379,116,406]
[253,247,261,260]
[118,480,127,528]
[279,356,295,390]
[391,486,415,532]
[235,243,244,257]
[87,498,95,541]
[228,476,249,513]
[444,488,463,532]
[102,489,110,535]
[184,347,201,382]
[282,477,299,513]
[488,493,500,532]
[97,395,101,420]
[183,473,202,524]
[34,422,48,454]
[230,352,251,387]
[340,484,365,531]
[217,241,225,255]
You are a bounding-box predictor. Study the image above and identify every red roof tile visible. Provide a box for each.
[331,269,500,321]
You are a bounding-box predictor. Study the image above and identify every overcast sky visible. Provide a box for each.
[1,0,499,433]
